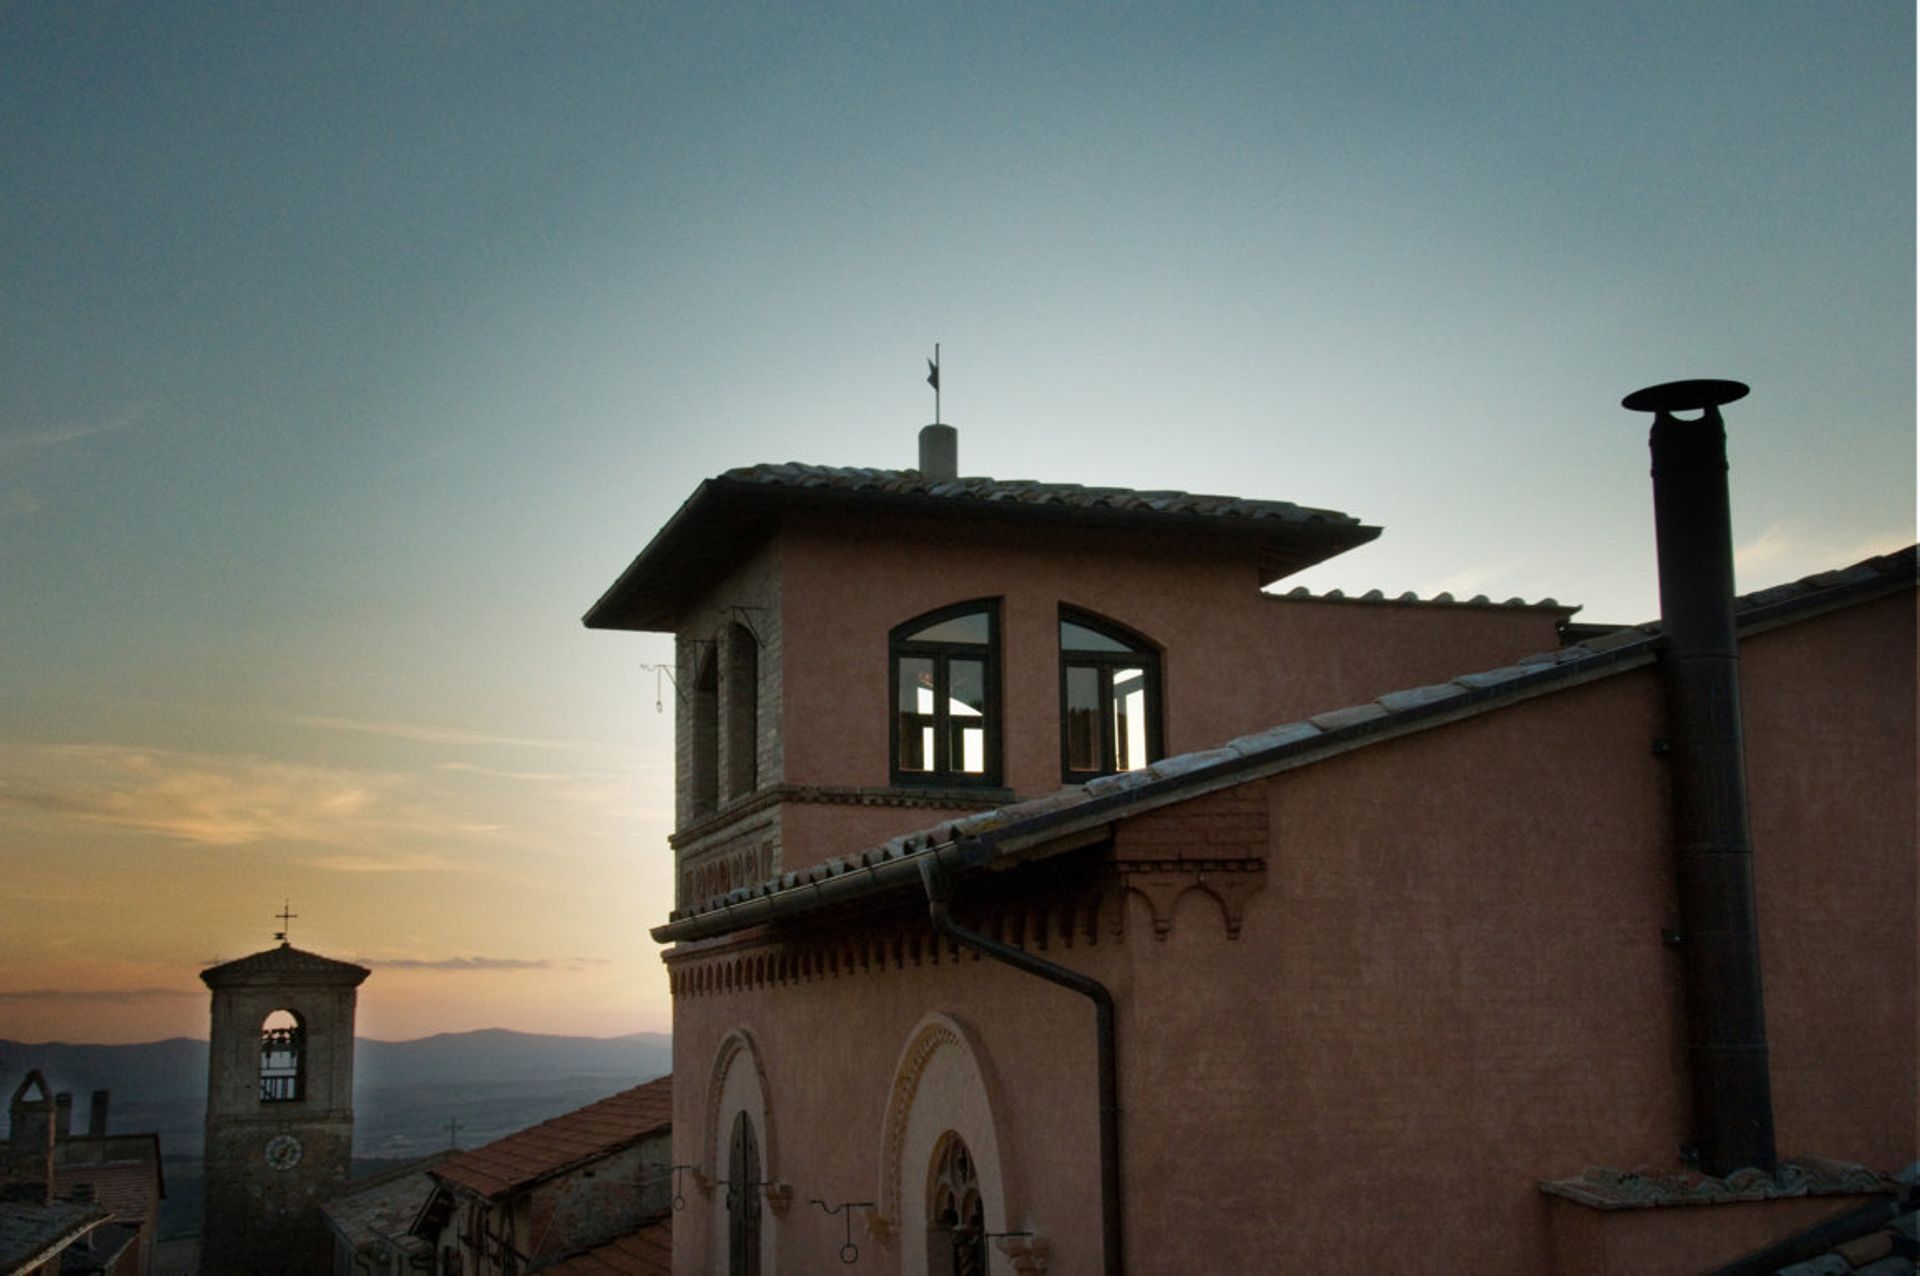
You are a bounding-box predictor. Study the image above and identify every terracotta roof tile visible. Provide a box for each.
[1274,585,1572,612]
[0,1200,110,1275]
[433,1077,670,1200]
[542,1219,672,1276]
[54,1163,155,1227]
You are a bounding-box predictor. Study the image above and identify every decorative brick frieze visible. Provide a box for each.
[664,890,1110,998]
[1112,787,1269,940]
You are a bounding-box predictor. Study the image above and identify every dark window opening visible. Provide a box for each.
[724,624,759,800]
[890,602,1000,787]
[690,645,719,818]
[727,1110,763,1276]
[1060,608,1162,780]
[927,1132,985,1276]
[259,1009,304,1103]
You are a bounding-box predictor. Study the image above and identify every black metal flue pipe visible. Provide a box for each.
[1623,378,1777,1177]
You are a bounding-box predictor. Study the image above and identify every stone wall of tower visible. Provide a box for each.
[200,957,364,1276]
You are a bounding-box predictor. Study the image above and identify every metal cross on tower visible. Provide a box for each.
[273,900,298,944]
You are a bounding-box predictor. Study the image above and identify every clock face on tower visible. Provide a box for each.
[264,1133,304,1171]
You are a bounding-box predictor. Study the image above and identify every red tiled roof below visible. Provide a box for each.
[542,1218,672,1276]
[57,1163,157,1227]
[433,1076,671,1199]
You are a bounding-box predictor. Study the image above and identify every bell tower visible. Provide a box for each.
[198,916,369,1276]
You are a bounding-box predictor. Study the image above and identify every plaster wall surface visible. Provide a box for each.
[1738,592,1916,1164]
[1117,596,1915,1273]
[774,510,1562,869]
[669,924,1120,1275]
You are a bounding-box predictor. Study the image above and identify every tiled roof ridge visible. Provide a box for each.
[432,1075,672,1199]
[1538,1156,1891,1210]
[1269,584,1574,611]
[715,461,1364,527]
[660,544,1915,933]
[199,943,371,984]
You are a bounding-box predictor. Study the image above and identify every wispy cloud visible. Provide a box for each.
[0,743,383,847]
[305,852,458,874]
[294,715,590,751]
[0,411,143,467]
[0,736,653,872]
[354,956,612,972]
[0,987,198,1005]
[434,762,574,783]
[1736,520,1913,583]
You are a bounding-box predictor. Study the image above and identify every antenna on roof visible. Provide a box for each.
[274,899,297,946]
[926,344,941,425]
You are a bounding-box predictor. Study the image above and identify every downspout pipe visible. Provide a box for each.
[1624,378,1777,1177]
[918,854,1123,1276]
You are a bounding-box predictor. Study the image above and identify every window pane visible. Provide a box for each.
[1113,667,1148,771]
[898,657,934,771]
[1065,664,1102,772]
[1060,619,1135,653]
[956,725,985,773]
[949,659,987,773]
[949,660,985,717]
[907,611,989,644]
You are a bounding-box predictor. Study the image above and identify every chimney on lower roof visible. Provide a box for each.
[918,423,957,482]
[1622,377,1776,1178]
[53,1093,71,1138]
[7,1071,57,1204]
[88,1090,109,1138]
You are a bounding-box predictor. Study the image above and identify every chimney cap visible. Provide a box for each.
[1622,379,1749,415]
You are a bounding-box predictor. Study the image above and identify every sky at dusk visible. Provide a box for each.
[2,4,1912,1044]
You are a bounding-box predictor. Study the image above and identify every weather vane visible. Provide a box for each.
[926,343,941,425]
[274,900,297,945]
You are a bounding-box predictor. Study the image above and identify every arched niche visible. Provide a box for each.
[705,1029,777,1274]
[876,1013,1015,1272]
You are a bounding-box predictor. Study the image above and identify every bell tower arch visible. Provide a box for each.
[198,931,369,1275]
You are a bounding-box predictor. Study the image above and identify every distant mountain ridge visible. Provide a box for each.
[0,1030,672,1159]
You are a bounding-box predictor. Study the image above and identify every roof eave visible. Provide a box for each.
[582,475,1379,632]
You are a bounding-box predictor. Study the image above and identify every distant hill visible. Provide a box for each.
[0,1030,672,1159]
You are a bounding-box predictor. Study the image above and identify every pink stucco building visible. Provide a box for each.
[586,407,1915,1275]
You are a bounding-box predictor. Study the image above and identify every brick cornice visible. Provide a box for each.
[669,782,1014,849]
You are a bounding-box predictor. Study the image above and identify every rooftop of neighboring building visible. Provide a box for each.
[321,1152,451,1259]
[431,1076,672,1201]
[541,1217,673,1276]
[0,1198,110,1276]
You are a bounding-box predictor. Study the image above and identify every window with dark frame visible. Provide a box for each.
[890,601,1000,787]
[1060,608,1161,781]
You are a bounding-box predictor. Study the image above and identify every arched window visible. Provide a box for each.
[690,644,719,818]
[1060,608,1162,780]
[724,623,759,799]
[726,1110,763,1275]
[926,1133,985,1276]
[891,601,1001,786]
[259,1009,303,1102]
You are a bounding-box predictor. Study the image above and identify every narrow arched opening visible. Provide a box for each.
[259,1009,304,1102]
